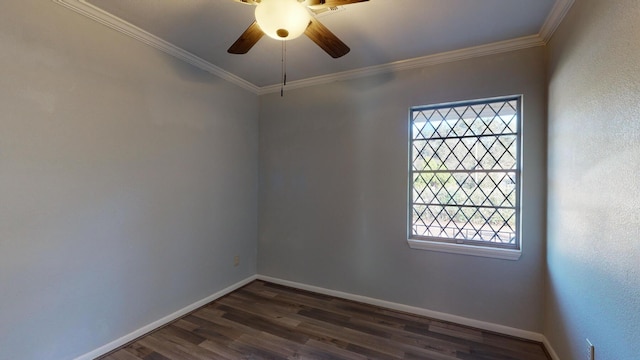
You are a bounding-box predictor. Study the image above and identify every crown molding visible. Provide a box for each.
[51,0,260,94]
[52,0,574,95]
[261,0,576,94]
[539,0,576,43]
[259,34,545,94]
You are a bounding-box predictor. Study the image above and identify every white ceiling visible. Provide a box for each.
[54,0,573,92]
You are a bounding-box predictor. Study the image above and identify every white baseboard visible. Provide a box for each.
[257,275,545,343]
[74,274,559,360]
[73,275,258,360]
[543,335,561,360]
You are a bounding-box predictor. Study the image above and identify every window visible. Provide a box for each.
[408,96,522,260]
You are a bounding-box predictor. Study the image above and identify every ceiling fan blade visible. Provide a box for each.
[228,21,265,54]
[306,0,369,8]
[304,18,350,58]
[232,0,259,4]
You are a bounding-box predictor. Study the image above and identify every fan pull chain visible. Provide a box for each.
[281,40,287,97]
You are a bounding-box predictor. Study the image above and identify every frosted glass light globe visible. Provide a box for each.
[255,0,311,40]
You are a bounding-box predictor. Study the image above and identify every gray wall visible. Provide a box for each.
[0,2,258,359]
[14,0,640,357]
[258,47,547,332]
[545,0,640,358]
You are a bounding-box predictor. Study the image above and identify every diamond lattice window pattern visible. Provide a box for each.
[410,97,521,249]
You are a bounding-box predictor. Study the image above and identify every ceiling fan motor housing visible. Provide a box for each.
[255,0,311,40]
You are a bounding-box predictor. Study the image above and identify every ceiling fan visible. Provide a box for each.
[228,0,369,58]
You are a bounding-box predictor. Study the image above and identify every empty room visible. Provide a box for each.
[1,0,638,359]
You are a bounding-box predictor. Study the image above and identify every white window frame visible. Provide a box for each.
[407,96,522,260]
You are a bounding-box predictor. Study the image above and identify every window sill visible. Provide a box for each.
[407,239,522,261]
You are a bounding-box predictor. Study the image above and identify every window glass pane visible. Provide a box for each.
[409,96,521,249]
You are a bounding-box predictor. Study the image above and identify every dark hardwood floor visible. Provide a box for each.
[99,280,550,360]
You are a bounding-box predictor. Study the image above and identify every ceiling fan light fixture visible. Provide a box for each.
[255,0,311,40]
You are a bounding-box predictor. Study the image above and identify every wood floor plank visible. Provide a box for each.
[217,293,303,328]
[304,339,368,360]
[101,350,141,360]
[197,339,246,360]
[173,319,201,333]
[160,324,207,345]
[141,352,172,360]
[122,343,155,358]
[98,280,551,360]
